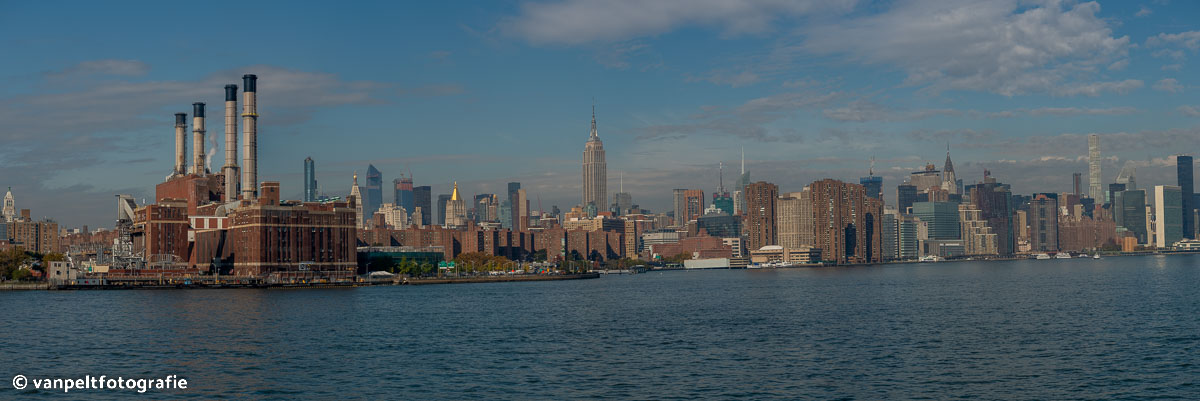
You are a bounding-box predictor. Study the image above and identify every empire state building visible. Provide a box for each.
[582,106,607,210]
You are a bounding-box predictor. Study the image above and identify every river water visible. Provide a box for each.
[2,254,1198,399]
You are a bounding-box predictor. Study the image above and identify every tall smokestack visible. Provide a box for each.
[174,112,188,176]
[241,74,258,200]
[223,84,239,201]
[191,103,206,175]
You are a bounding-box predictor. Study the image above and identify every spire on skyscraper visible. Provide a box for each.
[589,102,598,140]
[451,181,460,201]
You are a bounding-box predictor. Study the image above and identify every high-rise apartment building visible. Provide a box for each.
[683,190,705,223]
[1155,185,1183,248]
[1088,134,1101,200]
[303,157,317,202]
[807,179,884,264]
[1177,155,1193,239]
[967,175,1014,255]
[582,107,607,210]
[1029,193,1059,252]
[744,181,779,252]
[776,190,813,249]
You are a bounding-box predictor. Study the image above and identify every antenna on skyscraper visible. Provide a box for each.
[719,162,725,193]
[740,147,745,175]
[869,156,876,176]
[620,172,624,193]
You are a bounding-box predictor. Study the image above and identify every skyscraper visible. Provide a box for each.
[1155,185,1183,248]
[1114,189,1147,243]
[776,190,813,249]
[672,189,688,226]
[2,187,13,223]
[1029,193,1059,252]
[1072,172,1082,196]
[413,185,432,226]
[507,182,521,230]
[967,175,1014,255]
[303,157,317,202]
[744,181,779,251]
[897,184,917,214]
[582,106,607,210]
[349,172,363,229]
[614,173,633,215]
[860,157,883,200]
[942,146,958,195]
[808,179,884,264]
[1177,155,1193,239]
[912,202,961,240]
[734,148,750,215]
[436,194,451,226]
[445,182,467,227]
[1088,134,1101,200]
[684,190,705,223]
[393,174,414,218]
[365,164,383,220]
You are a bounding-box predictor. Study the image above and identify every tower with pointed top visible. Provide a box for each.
[350,172,364,229]
[445,181,467,227]
[3,187,13,222]
[942,145,959,195]
[582,105,607,210]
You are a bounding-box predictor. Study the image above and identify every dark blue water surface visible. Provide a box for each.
[2,255,1199,399]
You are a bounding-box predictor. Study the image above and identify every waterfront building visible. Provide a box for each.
[1088,134,1102,200]
[1114,189,1147,243]
[582,107,607,212]
[303,157,317,202]
[898,214,921,260]
[394,174,414,219]
[967,174,1014,255]
[9,217,59,254]
[445,182,467,228]
[882,208,898,261]
[776,190,814,250]
[749,245,822,265]
[808,179,884,264]
[365,164,383,222]
[744,181,779,252]
[912,202,960,240]
[1155,185,1183,248]
[697,210,742,239]
[897,184,917,214]
[1029,193,1059,252]
[959,203,998,256]
[413,186,432,226]
[1177,155,1194,239]
[350,172,364,229]
[1058,215,1117,252]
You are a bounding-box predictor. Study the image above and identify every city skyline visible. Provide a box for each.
[2,1,1200,229]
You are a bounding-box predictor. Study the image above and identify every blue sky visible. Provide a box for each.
[1,0,1199,229]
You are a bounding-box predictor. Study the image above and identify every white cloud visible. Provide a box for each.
[802,0,1131,96]
[1051,79,1143,96]
[1026,107,1138,116]
[1153,78,1183,93]
[1147,30,1200,51]
[1135,6,1152,17]
[499,0,856,45]
[1180,105,1200,117]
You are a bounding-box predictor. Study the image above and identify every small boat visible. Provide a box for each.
[1093,254,1102,260]
[1078,253,1089,258]
[1034,253,1051,260]
[1055,253,1072,259]
[919,255,944,262]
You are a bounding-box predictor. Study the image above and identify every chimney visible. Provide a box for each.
[258,181,280,206]
[174,112,188,176]
[223,84,239,201]
[241,74,258,200]
[191,103,206,175]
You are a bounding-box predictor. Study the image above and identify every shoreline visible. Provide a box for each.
[0,273,601,291]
